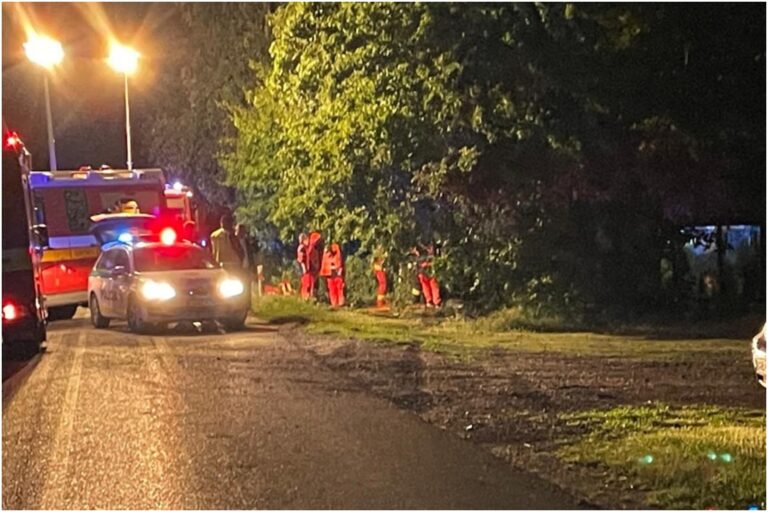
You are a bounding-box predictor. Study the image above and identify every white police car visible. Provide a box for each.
[752,324,766,388]
[87,229,248,333]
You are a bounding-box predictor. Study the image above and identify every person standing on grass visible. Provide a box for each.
[417,243,442,308]
[321,242,345,308]
[297,233,313,300]
[210,214,243,271]
[407,246,423,304]
[372,248,388,308]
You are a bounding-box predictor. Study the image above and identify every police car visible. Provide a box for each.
[752,324,766,388]
[87,228,248,333]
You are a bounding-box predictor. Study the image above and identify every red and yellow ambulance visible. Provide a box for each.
[29,167,167,320]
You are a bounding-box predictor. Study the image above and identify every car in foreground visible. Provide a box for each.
[87,235,248,333]
[752,324,765,388]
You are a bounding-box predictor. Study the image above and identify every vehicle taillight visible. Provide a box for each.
[3,303,19,321]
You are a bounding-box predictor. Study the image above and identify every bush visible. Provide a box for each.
[342,255,378,308]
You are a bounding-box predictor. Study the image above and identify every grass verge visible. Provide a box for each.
[557,404,766,509]
[254,296,750,360]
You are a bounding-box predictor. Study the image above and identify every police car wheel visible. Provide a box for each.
[89,294,110,329]
[127,298,149,334]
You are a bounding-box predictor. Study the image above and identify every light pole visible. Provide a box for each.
[108,43,139,171]
[24,34,63,171]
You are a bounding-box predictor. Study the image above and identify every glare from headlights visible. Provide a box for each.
[141,280,176,301]
[219,278,244,298]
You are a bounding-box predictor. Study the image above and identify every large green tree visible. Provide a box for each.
[223,3,764,315]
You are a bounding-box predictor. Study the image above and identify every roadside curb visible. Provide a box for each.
[2,351,43,409]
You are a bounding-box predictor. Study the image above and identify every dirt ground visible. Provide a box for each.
[282,327,765,509]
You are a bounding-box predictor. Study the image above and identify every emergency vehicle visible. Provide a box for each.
[164,182,194,225]
[163,181,225,247]
[88,231,249,333]
[28,166,167,320]
[2,133,46,352]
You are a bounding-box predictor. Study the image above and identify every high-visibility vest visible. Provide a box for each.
[321,244,343,277]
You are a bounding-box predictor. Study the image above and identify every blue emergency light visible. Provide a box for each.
[117,232,134,244]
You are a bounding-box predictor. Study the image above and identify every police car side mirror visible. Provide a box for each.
[32,224,49,248]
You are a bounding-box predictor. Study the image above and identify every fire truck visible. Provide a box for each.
[164,182,194,224]
[2,133,47,352]
[163,181,227,247]
[29,166,168,320]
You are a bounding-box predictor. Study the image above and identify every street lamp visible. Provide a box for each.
[108,43,139,171]
[24,34,63,171]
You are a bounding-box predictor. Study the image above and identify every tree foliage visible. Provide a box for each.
[139,3,272,204]
[222,3,764,316]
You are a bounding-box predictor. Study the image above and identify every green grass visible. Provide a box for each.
[254,296,749,360]
[557,404,766,509]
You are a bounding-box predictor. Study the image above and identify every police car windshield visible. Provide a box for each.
[133,246,215,272]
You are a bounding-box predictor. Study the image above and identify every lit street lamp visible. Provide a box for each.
[24,34,63,171]
[108,43,139,171]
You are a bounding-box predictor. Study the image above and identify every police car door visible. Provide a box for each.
[111,248,132,317]
[95,249,118,316]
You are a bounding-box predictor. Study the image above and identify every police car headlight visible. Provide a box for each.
[141,280,176,301]
[219,278,244,298]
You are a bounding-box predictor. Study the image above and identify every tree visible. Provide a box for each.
[138,3,272,205]
[223,3,764,316]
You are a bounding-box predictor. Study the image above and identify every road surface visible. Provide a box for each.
[3,312,578,509]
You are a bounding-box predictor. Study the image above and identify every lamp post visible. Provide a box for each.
[24,34,63,171]
[108,43,139,171]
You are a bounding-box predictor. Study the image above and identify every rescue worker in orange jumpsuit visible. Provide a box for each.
[372,249,388,308]
[320,242,345,308]
[408,247,423,304]
[297,233,313,300]
[417,243,442,308]
[298,231,324,300]
[308,231,324,295]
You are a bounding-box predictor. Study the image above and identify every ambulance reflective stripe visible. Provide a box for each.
[41,247,99,263]
[2,248,32,272]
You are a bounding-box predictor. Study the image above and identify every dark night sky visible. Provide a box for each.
[2,2,177,170]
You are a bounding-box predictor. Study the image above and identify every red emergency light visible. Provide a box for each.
[160,227,177,245]
[4,132,21,149]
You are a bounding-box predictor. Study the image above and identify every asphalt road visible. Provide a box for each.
[3,311,578,509]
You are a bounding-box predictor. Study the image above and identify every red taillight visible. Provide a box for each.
[2,303,18,321]
[160,227,177,245]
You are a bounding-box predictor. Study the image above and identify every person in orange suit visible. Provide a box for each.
[321,242,345,308]
[308,231,324,293]
[297,233,313,300]
[418,243,442,308]
[372,249,388,308]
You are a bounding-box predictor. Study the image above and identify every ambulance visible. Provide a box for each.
[28,167,167,320]
[2,133,46,352]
